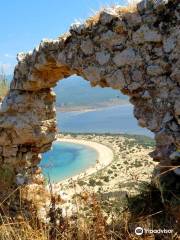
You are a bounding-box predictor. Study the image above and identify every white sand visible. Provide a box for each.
[53,138,114,189]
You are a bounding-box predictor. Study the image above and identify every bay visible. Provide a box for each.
[40,142,98,182]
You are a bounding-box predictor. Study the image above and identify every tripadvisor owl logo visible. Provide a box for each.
[135,226,173,235]
[135,227,143,235]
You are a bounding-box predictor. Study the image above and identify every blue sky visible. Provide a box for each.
[0,0,128,74]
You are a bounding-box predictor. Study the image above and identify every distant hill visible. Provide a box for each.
[55,76,128,110]
[7,75,128,110]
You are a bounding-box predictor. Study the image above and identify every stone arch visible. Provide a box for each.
[0,0,179,189]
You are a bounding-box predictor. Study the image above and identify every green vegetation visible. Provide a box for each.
[102,176,108,182]
[107,169,113,174]
[59,132,155,148]
[122,134,155,148]
[0,166,15,188]
[88,178,97,187]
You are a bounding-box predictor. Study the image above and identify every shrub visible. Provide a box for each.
[103,176,109,182]
[88,178,96,187]
[107,170,113,174]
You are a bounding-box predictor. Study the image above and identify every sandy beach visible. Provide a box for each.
[50,134,156,195]
[52,138,114,191]
[42,133,156,217]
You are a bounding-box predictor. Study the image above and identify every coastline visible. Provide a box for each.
[43,133,156,218]
[56,102,130,113]
[52,138,114,190]
[56,104,153,137]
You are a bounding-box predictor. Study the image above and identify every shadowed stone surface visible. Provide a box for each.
[0,0,179,209]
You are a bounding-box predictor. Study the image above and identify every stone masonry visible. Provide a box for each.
[0,0,179,194]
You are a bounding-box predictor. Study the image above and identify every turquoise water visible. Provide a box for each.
[40,141,98,182]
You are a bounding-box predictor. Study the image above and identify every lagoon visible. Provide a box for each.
[40,141,98,182]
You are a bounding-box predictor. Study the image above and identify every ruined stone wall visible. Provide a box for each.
[0,0,179,187]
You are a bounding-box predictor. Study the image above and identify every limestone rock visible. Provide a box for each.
[96,51,110,65]
[17,52,26,62]
[83,66,101,85]
[100,30,126,49]
[170,68,180,84]
[70,21,85,34]
[124,12,142,28]
[106,70,126,90]
[128,82,142,92]
[155,129,174,146]
[147,64,164,76]
[16,173,27,185]
[174,100,180,124]
[163,36,175,53]
[132,70,143,82]
[99,9,118,25]
[133,25,162,44]
[3,145,18,157]
[137,0,148,13]
[162,112,173,124]
[137,0,168,13]
[113,48,142,67]
[80,39,94,55]
[142,90,151,99]
[154,0,169,10]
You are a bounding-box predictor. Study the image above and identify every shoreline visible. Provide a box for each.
[56,102,130,113]
[52,138,114,190]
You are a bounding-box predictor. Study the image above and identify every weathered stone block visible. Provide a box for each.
[106,70,126,90]
[147,64,164,76]
[113,48,142,67]
[133,25,162,44]
[80,39,94,55]
[96,51,110,65]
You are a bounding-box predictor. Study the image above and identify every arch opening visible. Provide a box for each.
[39,74,153,183]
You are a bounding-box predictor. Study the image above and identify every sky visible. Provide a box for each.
[0,0,129,74]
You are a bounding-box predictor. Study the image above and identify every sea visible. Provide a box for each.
[56,104,152,137]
